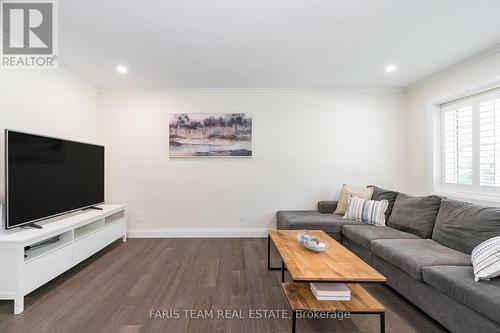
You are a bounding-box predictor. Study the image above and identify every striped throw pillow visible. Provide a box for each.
[343,194,388,226]
[471,236,500,282]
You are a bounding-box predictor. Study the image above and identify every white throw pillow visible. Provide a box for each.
[471,236,500,282]
[343,194,388,226]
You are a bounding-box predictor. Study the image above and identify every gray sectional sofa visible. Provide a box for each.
[276,186,500,333]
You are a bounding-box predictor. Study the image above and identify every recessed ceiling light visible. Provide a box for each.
[116,65,128,74]
[385,65,397,73]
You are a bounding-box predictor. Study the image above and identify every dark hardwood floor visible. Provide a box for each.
[0,239,448,333]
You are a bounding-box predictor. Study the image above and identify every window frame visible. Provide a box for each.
[434,88,500,201]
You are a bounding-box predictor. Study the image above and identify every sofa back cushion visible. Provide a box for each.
[433,199,500,254]
[369,186,399,223]
[387,193,442,238]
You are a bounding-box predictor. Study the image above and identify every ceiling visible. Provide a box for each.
[58,0,500,90]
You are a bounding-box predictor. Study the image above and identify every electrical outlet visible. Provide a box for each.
[238,212,247,222]
[135,212,142,223]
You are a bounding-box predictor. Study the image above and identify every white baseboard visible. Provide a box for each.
[127,228,268,238]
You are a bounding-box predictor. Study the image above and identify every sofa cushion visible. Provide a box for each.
[342,237,373,265]
[422,266,500,325]
[276,211,362,234]
[342,225,419,250]
[387,193,442,238]
[369,186,399,223]
[317,201,338,214]
[371,239,471,281]
[433,199,500,254]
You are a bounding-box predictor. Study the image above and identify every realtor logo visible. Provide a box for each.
[1,0,57,68]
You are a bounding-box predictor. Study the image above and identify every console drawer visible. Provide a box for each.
[73,230,104,263]
[23,245,73,294]
[103,219,125,244]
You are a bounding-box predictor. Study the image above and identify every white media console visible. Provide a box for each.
[0,204,126,314]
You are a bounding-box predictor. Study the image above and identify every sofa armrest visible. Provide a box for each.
[317,201,338,214]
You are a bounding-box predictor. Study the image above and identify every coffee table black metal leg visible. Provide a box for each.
[291,311,296,333]
[267,235,271,270]
[380,312,385,333]
[281,260,286,282]
[267,235,281,271]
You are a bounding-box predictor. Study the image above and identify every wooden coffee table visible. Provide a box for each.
[268,230,387,333]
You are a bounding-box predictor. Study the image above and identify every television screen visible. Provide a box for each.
[5,130,104,229]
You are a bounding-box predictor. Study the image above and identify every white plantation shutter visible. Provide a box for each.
[479,98,500,187]
[439,89,500,197]
[443,110,457,184]
[443,106,473,185]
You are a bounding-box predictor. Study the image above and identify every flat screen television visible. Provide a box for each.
[4,130,105,229]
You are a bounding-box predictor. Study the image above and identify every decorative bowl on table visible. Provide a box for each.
[296,231,330,253]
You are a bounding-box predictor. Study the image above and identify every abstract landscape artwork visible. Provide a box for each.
[169,113,252,157]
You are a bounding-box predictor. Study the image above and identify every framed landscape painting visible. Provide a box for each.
[169,113,252,157]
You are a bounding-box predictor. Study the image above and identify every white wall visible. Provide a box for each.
[406,50,500,195]
[98,91,407,235]
[0,69,98,201]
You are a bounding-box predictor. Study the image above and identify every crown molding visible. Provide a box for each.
[97,87,405,94]
[407,42,500,91]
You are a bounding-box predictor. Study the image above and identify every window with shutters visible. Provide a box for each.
[439,89,500,198]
